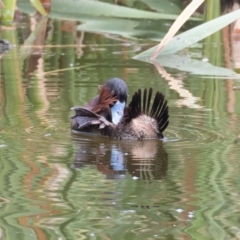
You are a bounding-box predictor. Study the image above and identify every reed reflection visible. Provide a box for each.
[72,135,168,180]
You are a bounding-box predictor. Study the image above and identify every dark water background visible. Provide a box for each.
[1,1,240,239]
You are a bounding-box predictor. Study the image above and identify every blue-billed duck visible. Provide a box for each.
[71,78,169,140]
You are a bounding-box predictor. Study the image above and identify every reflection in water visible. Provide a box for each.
[1,4,240,239]
[73,135,168,180]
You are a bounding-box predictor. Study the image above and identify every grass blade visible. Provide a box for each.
[151,0,204,58]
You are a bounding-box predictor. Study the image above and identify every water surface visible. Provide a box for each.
[1,5,240,240]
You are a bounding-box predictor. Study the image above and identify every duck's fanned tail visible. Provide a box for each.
[125,88,169,134]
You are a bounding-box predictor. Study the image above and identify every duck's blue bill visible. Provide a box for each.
[111,100,125,125]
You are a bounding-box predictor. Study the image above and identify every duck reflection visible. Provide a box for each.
[73,135,168,180]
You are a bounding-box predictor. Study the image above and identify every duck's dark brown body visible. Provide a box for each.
[71,78,169,140]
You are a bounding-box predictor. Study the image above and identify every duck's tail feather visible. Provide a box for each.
[150,91,169,133]
[125,88,169,134]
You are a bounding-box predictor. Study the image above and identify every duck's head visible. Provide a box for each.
[104,78,128,125]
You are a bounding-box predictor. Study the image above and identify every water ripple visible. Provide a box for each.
[165,112,239,146]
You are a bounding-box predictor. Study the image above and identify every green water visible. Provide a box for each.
[1,2,240,239]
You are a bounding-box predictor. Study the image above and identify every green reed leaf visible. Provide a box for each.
[134,9,240,58]
[49,0,196,21]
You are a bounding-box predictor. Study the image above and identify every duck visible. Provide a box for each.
[70,78,169,140]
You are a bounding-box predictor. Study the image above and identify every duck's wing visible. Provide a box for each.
[124,88,169,134]
[71,107,100,118]
[71,107,113,130]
